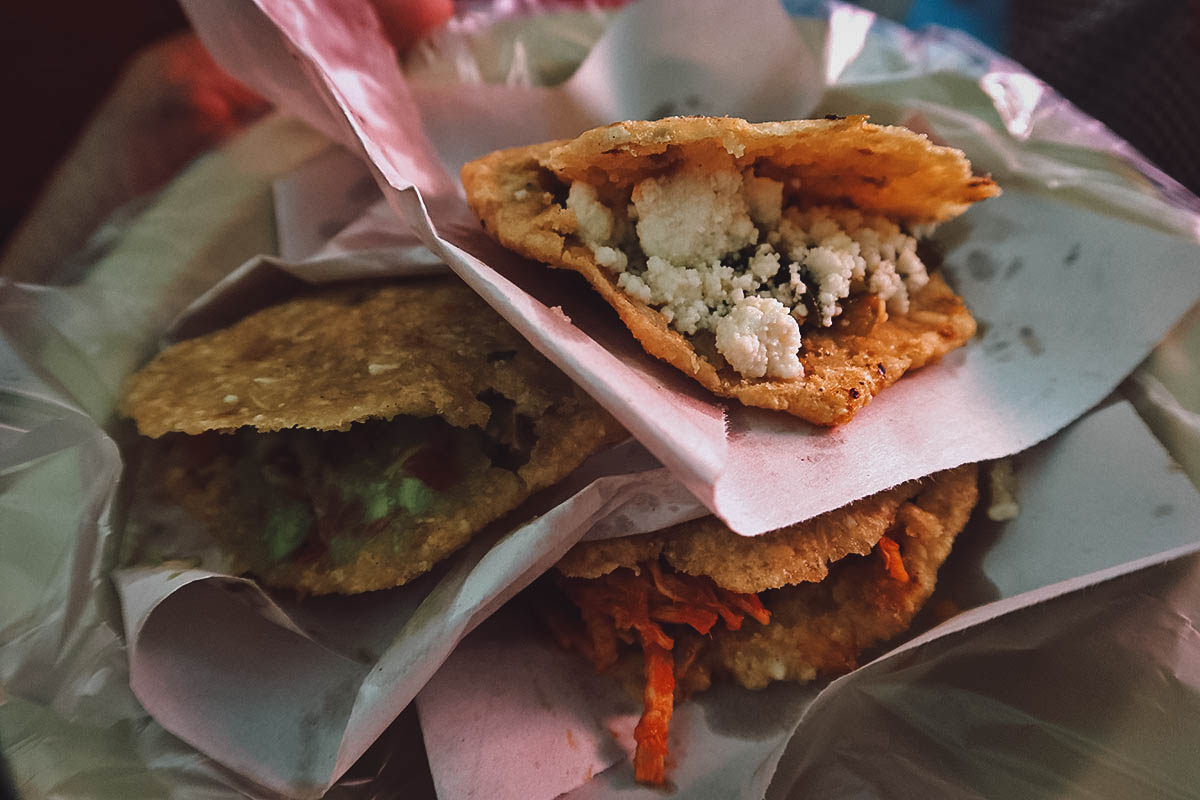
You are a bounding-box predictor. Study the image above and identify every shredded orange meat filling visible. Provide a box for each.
[633,638,674,785]
[563,561,770,785]
[553,533,916,784]
[878,535,909,582]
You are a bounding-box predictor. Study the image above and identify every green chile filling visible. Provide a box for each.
[264,501,314,563]
[215,408,533,566]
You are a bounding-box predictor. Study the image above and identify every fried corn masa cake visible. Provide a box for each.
[120,278,622,595]
[462,116,999,425]
[540,464,978,785]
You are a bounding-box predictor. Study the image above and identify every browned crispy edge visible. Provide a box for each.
[462,143,975,425]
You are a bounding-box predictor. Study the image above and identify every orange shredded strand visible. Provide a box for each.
[633,637,674,785]
[878,535,910,582]
[716,587,772,626]
[559,562,775,785]
[648,561,719,609]
[651,604,719,633]
[647,561,762,630]
[569,572,674,651]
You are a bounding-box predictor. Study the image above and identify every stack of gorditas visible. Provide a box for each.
[463,115,996,783]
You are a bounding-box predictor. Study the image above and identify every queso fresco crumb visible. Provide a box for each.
[564,161,931,380]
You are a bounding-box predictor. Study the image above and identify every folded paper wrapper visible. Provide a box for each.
[417,400,1200,800]
[2,1,1200,798]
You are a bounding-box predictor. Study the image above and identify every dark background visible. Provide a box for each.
[0,3,190,246]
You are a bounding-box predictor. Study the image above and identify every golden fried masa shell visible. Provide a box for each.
[125,279,622,594]
[121,278,589,437]
[558,464,976,595]
[557,480,918,594]
[557,464,978,690]
[712,462,978,688]
[460,116,995,425]
[541,116,998,222]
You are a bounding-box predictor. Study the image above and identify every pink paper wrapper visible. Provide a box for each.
[110,238,710,795]
[417,401,1200,800]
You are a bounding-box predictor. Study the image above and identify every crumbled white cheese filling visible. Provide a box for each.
[567,164,931,380]
[631,163,758,264]
[715,297,802,379]
[566,182,629,271]
[567,182,615,244]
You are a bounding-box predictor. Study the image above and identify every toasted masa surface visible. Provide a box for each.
[122,278,589,437]
[461,116,992,424]
[558,463,978,689]
[540,116,998,222]
[125,279,622,594]
[712,463,977,688]
[557,479,920,594]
